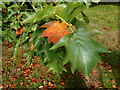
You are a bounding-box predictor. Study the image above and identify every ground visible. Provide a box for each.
[2,2,120,88]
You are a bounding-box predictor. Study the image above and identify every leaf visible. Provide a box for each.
[72,17,87,30]
[25,24,38,33]
[13,46,20,58]
[50,28,110,78]
[34,37,46,50]
[81,11,89,23]
[16,27,25,35]
[39,40,66,73]
[22,6,55,24]
[55,4,67,17]
[68,7,81,23]
[11,21,20,30]
[47,60,67,74]
[56,2,79,22]
[40,21,70,44]
[79,2,87,11]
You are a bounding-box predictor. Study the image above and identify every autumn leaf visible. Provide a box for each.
[50,28,110,77]
[40,21,70,43]
[31,78,38,82]
[2,8,7,13]
[16,27,25,35]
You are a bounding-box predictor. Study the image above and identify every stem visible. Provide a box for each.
[55,14,74,32]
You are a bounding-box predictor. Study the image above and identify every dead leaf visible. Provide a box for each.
[39,86,44,88]
[16,27,25,35]
[2,8,7,13]
[31,78,38,82]
[112,85,117,88]
[9,77,17,81]
[30,43,34,50]
[108,69,112,72]
[20,82,24,86]
[40,21,70,43]
[9,84,16,88]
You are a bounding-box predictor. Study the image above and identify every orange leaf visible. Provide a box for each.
[40,21,70,43]
[16,27,25,35]
[2,8,7,13]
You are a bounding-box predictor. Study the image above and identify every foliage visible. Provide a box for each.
[2,1,110,79]
[40,21,70,44]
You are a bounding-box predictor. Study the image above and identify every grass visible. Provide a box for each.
[2,41,63,88]
[100,51,120,88]
[84,3,118,31]
[84,3,119,88]
[2,3,119,89]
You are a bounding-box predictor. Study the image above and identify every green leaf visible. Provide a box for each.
[19,33,29,44]
[11,21,20,30]
[81,11,89,23]
[79,2,87,11]
[25,24,38,33]
[23,6,55,24]
[4,9,16,22]
[34,37,45,50]
[56,2,79,22]
[68,7,81,23]
[50,28,110,78]
[1,2,6,8]
[25,50,34,63]
[55,4,67,17]
[39,40,66,73]
[13,46,20,58]
[72,17,87,29]
[47,60,67,74]
[40,40,58,63]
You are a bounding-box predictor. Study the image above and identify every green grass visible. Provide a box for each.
[2,42,63,88]
[100,51,120,88]
[84,3,118,31]
[2,3,119,88]
[83,3,119,88]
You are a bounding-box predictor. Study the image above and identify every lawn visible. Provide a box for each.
[84,2,119,88]
[2,2,119,89]
[85,2,118,31]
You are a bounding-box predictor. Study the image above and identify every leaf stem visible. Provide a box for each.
[55,14,74,32]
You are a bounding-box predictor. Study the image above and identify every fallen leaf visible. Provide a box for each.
[112,85,117,88]
[9,77,17,81]
[39,86,44,88]
[108,69,112,72]
[30,43,34,50]
[48,82,51,86]
[29,83,33,85]
[31,78,38,82]
[40,21,70,43]
[111,80,116,83]
[60,82,64,85]
[0,85,3,89]
[9,84,16,88]
[103,27,110,31]
[20,82,24,86]
[16,27,25,35]
[2,8,7,13]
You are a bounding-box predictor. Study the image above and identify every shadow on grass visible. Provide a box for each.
[60,64,87,88]
[60,51,120,88]
[90,2,119,7]
[101,51,120,87]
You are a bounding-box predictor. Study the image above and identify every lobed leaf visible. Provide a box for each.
[39,40,66,74]
[23,6,55,24]
[40,21,70,44]
[50,28,110,78]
